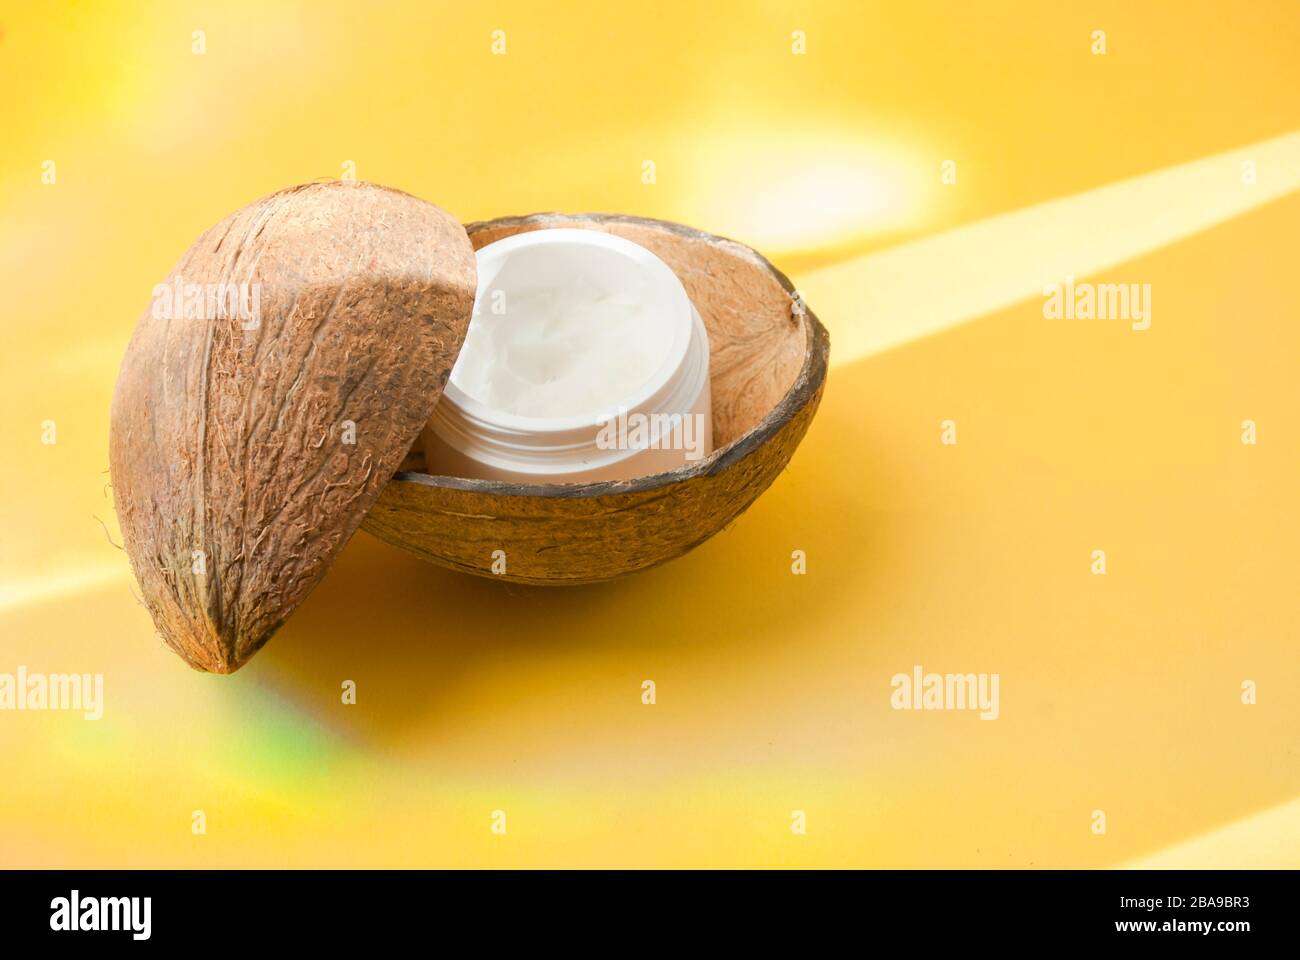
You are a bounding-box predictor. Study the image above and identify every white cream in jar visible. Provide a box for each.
[423,228,712,483]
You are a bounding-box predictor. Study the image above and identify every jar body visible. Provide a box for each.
[423,229,713,484]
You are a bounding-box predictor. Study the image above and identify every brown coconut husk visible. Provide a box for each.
[109,182,476,672]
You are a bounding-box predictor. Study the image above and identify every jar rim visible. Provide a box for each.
[431,304,709,468]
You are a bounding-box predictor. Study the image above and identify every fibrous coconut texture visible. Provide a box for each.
[109,182,476,673]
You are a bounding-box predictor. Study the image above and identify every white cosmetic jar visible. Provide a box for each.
[423,228,712,484]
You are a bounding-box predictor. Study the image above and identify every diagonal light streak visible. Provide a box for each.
[0,562,129,616]
[800,131,1300,366]
[1122,795,1300,869]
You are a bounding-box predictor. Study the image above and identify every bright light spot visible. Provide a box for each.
[685,128,931,257]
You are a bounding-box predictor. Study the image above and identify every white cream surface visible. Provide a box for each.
[451,277,672,419]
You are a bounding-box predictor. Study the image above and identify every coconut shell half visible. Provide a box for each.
[363,214,830,584]
[109,182,476,673]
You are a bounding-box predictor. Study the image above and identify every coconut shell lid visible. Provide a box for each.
[109,182,476,673]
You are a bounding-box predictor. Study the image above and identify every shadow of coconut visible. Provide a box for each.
[239,358,894,744]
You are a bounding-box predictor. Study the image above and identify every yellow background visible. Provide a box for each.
[2,1,1298,867]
